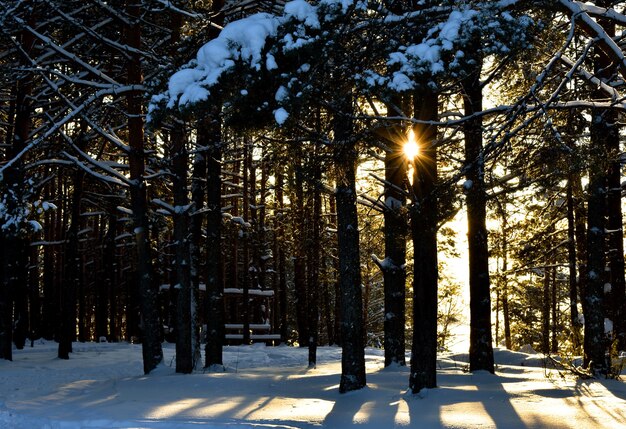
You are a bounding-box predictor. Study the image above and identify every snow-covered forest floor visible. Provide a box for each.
[0,341,625,429]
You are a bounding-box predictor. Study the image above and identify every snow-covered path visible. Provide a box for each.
[0,342,625,428]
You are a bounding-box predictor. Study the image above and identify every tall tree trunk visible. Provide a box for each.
[1,18,35,360]
[498,207,512,350]
[409,90,438,393]
[606,125,625,351]
[383,99,407,367]
[105,212,118,341]
[334,97,366,393]
[308,163,321,367]
[12,243,29,350]
[566,174,582,351]
[275,170,288,343]
[573,175,588,346]
[462,50,494,374]
[28,245,41,343]
[41,186,56,341]
[242,140,251,345]
[190,133,206,355]
[585,118,608,372]
[166,0,195,372]
[0,235,12,360]
[322,275,334,345]
[293,157,309,347]
[542,263,551,355]
[59,153,85,359]
[327,195,342,347]
[172,121,193,373]
[585,106,611,373]
[126,1,163,374]
[584,5,614,374]
[551,267,558,354]
[204,114,224,366]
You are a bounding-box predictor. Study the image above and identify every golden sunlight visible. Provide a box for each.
[403,129,419,159]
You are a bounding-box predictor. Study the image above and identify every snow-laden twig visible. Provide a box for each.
[559,0,626,78]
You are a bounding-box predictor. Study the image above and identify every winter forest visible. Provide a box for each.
[1,0,626,428]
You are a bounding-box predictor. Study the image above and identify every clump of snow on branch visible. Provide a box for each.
[0,188,55,236]
[360,2,533,92]
[151,0,532,124]
[167,13,280,108]
[151,0,355,124]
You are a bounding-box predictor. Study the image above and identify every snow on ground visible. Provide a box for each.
[0,341,625,429]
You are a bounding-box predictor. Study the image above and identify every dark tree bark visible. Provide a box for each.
[190,132,206,353]
[462,49,494,374]
[606,128,625,351]
[203,115,224,367]
[573,176,588,342]
[583,5,614,374]
[171,121,193,373]
[242,140,251,345]
[77,253,86,343]
[585,112,609,372]
[541,263,551,355]
[566,174,582,351]
[293,157,309,347]
[59,152,85,359]
[104,212,118,341]
[330,196,342,347]
[307,163,321,367]
[551,267,558,354]
[0,235,13,360]
[383,100,407,367]
[12,243,29,350]
[41,187,57,341]
[322,273,335,346]
[274,170,288,343]
[28,245,41,343]
[497,205,512,350]
[1,16,35,360]
[409,90,438,393]
[126,1,163,374]
[334,97,366,393]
